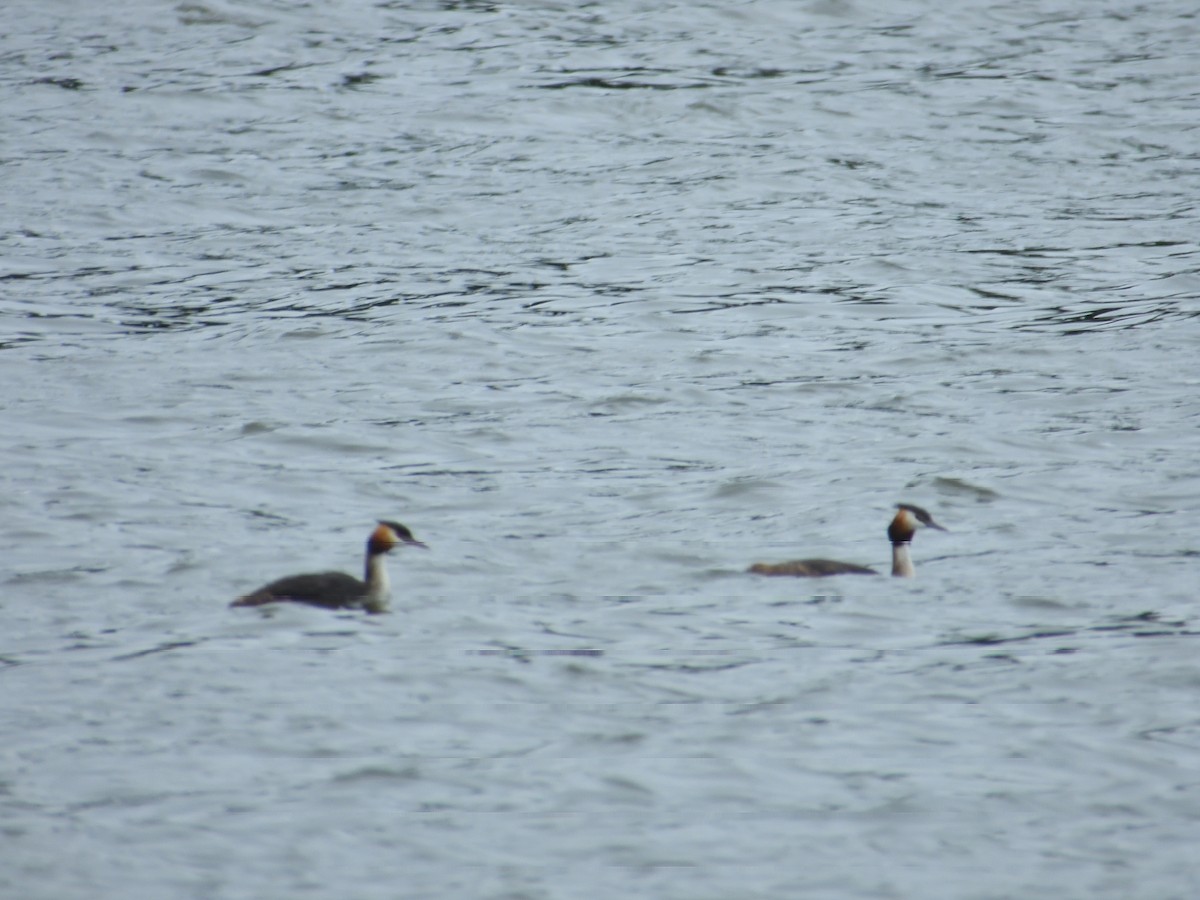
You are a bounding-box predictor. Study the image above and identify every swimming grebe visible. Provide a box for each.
[231,521,427,613]
[748,503,946,578]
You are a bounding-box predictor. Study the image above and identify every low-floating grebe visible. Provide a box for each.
[231,521,427,613]
[748,503,947,579]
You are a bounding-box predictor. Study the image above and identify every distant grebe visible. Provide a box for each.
[231,521,427,613]
[748,503,946,579]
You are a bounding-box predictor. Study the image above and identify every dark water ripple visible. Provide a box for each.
[3,1,1200,898]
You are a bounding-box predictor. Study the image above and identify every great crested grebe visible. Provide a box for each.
[231,521,427,613]
[748,503,946,578]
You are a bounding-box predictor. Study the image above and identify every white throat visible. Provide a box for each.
[891,542,915,578]
[363,552,392,613]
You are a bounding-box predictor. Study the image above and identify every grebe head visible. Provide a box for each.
[369,520,428,555]
[888,503,947,543]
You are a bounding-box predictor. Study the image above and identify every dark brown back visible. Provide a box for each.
[232,571,366,608]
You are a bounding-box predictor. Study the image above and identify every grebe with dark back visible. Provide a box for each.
[231,521,427,613]
[749,504,946,578]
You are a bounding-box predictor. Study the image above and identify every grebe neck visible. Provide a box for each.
[891,541,915,578]
[362,550,391,613]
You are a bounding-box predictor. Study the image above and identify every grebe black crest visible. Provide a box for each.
[749,503,946,579]
[231,521,427,613]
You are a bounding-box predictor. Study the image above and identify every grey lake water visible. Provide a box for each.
[2,1,1199,897]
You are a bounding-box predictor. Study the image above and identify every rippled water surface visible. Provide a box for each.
[3,1,1199,897]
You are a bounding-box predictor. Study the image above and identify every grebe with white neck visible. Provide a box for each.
[748,504,946,578]
[231,521,427,613]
